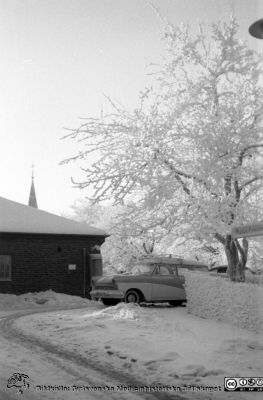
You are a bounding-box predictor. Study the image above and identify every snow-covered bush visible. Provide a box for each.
[184,272,263,332]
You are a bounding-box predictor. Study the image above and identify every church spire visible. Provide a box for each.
[28,164,38,208]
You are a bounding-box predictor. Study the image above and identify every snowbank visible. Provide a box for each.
[0,290,91,310]
[184,271,263,332]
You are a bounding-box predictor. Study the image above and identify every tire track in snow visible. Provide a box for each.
[0,309,194,400]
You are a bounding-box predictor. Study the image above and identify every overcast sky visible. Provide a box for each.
[0,0,263,215]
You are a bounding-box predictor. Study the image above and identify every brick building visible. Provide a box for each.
[0,196,107,297]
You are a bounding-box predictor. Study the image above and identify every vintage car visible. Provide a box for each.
[90,256,208,306]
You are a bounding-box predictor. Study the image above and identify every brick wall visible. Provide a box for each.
[0,233,105,297]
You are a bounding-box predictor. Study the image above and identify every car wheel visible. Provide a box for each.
[125,290,141,304]
[101,298,120,306]
[169,300,185,306]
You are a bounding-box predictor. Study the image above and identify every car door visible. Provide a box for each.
[151,264,185,300]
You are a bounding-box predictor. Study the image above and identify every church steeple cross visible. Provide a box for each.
[28,164,38,208]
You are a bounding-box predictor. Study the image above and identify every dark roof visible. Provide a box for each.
[0,196,107,236]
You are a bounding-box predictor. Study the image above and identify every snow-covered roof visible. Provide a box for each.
[0,197,107,236]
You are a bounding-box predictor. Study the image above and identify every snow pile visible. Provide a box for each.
[184,271,263,332]
[89,302,145,321]
[0,290,91,310]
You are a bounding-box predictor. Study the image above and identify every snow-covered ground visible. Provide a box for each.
[0,291,263,399]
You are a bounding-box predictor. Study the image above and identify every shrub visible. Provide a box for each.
[184,271,263,332]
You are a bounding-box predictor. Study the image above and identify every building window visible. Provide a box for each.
[0,255,12,281]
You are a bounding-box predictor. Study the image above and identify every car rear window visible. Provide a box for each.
[131,264,155,274]
[155,264,179,276]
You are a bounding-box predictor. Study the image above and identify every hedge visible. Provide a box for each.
[184,271,263,332]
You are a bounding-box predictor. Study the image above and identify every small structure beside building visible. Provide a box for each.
[0,196,108,297]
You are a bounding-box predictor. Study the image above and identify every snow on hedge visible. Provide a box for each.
[184,271,263,332]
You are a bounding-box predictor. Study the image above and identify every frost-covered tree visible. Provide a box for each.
[65,199,156,271]
[62,19,263,282]
[65,198,112,229]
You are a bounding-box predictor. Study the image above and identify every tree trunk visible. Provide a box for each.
[143,240,155,254]
[224,235,248,282]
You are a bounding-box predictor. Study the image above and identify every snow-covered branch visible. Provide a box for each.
[240,176,263,190]
[238,144,263,167]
